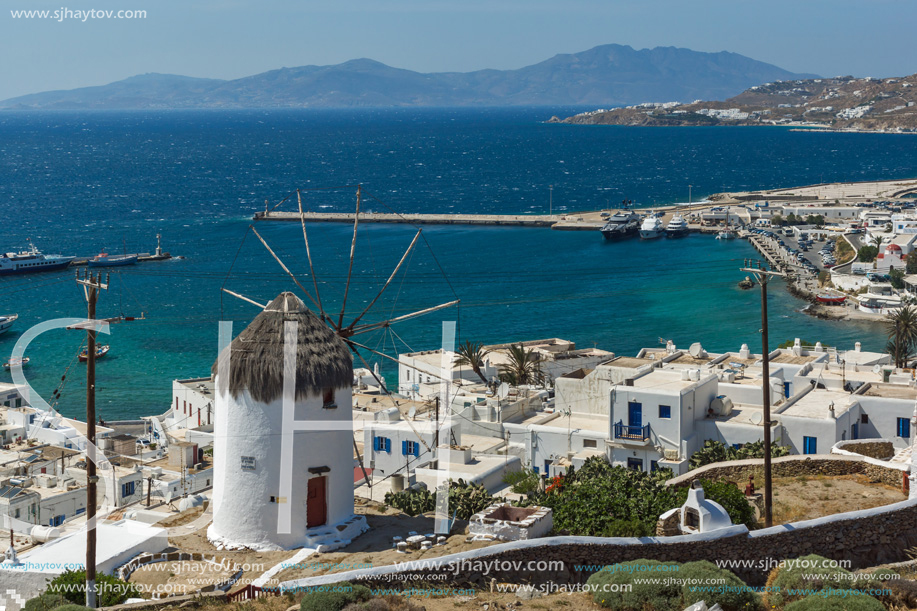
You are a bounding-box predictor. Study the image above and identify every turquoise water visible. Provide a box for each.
[0,108,912,420]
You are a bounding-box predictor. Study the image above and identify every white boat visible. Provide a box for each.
[88,252,138,267]
[0,241,75,275]
[639,216,664,239]
[0,314,17,336]
[3,357,29,370]
[600,212,641,240]
[715,209,738,240]
[665,215,689,238]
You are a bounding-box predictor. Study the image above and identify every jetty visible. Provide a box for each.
[69,252,173,267]
[744,233,788,273]
[253,210,608,230]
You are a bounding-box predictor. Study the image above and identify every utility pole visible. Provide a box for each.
[740,259,785,528]
[76,269,108,609]
[434,396,440,449]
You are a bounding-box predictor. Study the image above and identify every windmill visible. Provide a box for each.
[222,185,461,459]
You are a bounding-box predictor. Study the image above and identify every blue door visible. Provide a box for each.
[852,422,859,440]
[803,436,817,455]
[628,402,643,429]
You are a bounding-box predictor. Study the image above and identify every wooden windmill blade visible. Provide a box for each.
[226,183,462,456]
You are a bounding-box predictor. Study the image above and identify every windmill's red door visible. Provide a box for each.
[307,476,327,528]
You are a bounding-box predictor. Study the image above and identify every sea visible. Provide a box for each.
[1,107,915,421]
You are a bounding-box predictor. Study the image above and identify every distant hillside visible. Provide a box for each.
[554,74,917,132]
[0,44,816,110]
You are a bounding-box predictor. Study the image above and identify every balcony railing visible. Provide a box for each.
[614,421,651,441]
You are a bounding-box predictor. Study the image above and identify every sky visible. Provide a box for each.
[1,0,916,100]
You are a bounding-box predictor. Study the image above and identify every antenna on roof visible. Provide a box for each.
[689,343,703,358]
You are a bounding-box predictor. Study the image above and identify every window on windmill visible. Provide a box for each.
[322,388,336,409]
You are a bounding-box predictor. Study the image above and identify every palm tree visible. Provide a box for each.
[885,305,917,368]
[454,340,491,385]
[871,235,884,250]
[886,338,913,371]
[498,344,544,387]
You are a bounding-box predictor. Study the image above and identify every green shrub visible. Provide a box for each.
[689,439,790,469]
[24,593,68,611]
[384,479,493,519]
[765,555,866,608]
[600,519,654,538]
[300,582,371,611]
[519,457,682,536]
[52,605,95,611]
[678,561,762,611]
[503,469,541,495]
[586,559,761,611]
[784,592,885,611]
[586,559,681,610]
[45,570,142,607]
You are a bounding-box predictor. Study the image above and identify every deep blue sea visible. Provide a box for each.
[1,107,914,420]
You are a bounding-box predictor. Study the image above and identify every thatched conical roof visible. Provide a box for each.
[213,292,353,403]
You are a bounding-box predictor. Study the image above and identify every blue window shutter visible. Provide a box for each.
[402,440,408,455]
[373,437,379,452]
[413,443,420,457]
[385,438,391,452]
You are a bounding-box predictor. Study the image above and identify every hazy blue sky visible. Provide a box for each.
[2,0,915,100]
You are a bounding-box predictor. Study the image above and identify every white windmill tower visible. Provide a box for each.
[208,186,459,549]
[208,292,367,550]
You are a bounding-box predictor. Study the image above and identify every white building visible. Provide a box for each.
[208,292,365,551]
[168,377,215,429]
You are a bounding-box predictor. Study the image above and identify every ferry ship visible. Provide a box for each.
[665,215,689,238]
[600,212,641,240]
[639,216,664,240]
[0,242,75,275]
[0,314,17,336]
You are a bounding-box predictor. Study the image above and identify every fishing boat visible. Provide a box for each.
[599,212,641,240]
[639,216,664,240]
[3,357,29,370]
[0,314,17,336]
[816,293,847,305]
[715,209,738,240]
[665,215,689,238]
[0,241,75,275]
[88,252,138,267]
[79,345,110,362]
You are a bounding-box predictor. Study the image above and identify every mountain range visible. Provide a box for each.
[0,44,817,110]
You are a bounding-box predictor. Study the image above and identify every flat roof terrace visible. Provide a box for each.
[770,353,820,365]
[605,356,656,369]
[780,390,855,420]
[859,383,917,400]
[630,369,711,393]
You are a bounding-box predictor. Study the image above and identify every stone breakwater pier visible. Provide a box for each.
[252,210,606,230]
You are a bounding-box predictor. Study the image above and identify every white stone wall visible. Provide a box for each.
[469,504,553,541]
